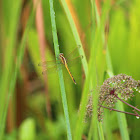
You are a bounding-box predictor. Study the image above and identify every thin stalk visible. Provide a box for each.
[116,101,130,140]
[49,0,72,139]
[88,0,98,139]
[114,95,140,112]
[74,58,91,140]
[99,105,140,117]
[98,122,105,140]
[90,0,111,139]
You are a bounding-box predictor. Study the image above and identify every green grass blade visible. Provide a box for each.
[115,101,129,140]
[106,20,130,140]
[90,0,111,139]
[59,0,88,76]
[0,5,35,139]
[87,0,99,139]
[98,122,105,140]
[0,0,22,130]
[49,0,72,139]
[74,64,91,140]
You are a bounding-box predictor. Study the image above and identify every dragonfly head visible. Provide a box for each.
[59,53,64,58]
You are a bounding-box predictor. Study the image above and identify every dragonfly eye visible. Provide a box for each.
[59,53,64,57]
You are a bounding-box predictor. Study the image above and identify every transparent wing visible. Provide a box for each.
[38,59,61,68]
[41,65,59,75]
[38,60,56,67]
[65,45,81,60]
[66,55,83,67]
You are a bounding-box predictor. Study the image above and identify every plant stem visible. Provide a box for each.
[99,105,140,117]
[114,94,140,112]
[49,0,72,139]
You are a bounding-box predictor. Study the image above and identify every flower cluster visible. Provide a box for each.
[99,74,138,107]
[85,74,140,121]
[85,95,104,122]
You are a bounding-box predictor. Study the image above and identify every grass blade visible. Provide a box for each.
[49,0,72,139]
[0,0,22,137]
[115,101,129,140]
[0,4,35,139]
[60,0,88,76]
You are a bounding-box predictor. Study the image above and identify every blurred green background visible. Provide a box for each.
[0,0,140,140]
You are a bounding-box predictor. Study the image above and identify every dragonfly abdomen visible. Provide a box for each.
[59,53,76,84]
[65,63,76,84]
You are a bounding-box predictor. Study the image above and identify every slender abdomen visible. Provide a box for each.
[65,63,76,84]
[59,53,76,84]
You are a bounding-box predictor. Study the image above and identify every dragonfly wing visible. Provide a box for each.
[38,59,61,68]
[65,45,81,59]
[41,63,66,75]
[42,65,58,75]
[38,60,56,66]
[66,55,83,67]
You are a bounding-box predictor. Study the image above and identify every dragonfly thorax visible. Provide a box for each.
[59,53,64,57]
[59,53,67,65]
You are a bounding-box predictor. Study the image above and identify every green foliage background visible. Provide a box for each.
[0,0,140,140]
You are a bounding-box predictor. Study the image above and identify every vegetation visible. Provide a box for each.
[0,0,140,140]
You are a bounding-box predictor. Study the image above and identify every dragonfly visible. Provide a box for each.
[38,46,83,84]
